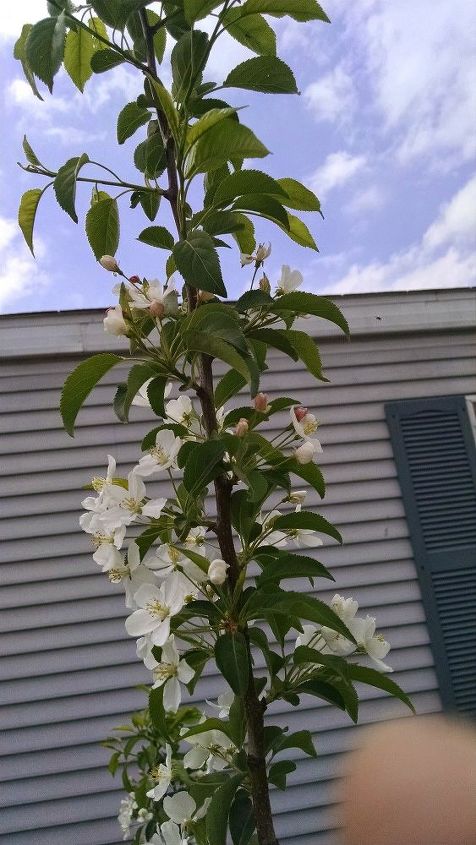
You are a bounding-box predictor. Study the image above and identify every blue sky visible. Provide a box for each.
[1,0,475,313]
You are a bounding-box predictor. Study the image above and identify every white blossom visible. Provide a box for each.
[100,255,120,272]
[151,636,194,712]
[165,395,199,432]
[290,406,319,440]
[146,744,173,801]
[257,510,288,549]
[118,793,137,839]
[207,690,234,719]
[275,265,303,295]
[294,440,321,464]
[127,279,179,315]
[132,379,172,409]
[182,728,233,772]
[149,544,206,585]
[104,305,127,335]
[208,558,229,585]
[95,471,167,529]
[158,821,183,845]
[135,429,183,476]
[125,580,185,646]
[349,615,393,672]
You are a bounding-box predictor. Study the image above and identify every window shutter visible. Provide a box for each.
[385,395,476,714]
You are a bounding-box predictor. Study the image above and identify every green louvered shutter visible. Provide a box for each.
[386,395,476,714]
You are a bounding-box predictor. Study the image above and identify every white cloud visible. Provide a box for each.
[0,2,42,39]
[310,151,367,198]
[345,184,386,215]
[0,216,50,311]
[320,174,476,294]
[333,0,476,167]
[423,175,476,251]
[304,65,356,124]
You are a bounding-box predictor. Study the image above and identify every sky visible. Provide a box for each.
[0,0,475,314]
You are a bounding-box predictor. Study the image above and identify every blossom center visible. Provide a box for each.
[121,496,142,513]
[150,763,169,782]
[302,418,318,435]
[146,600,170,621]
[153,661,177,681]
[108,567,129,583]
[149,445,169,464]
[92,533,113,547]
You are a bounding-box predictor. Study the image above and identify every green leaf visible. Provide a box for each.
[232,214,256,253]
[26,15,66,93]
[181,717,235,743]
[64,17,107,92]
[53,154,89,223]
[235,290,273,312]
[239,0,330,21]
[185,303,247,352]
[247,328,298,360]
[187,107,239,149]
[286,329,326,380]
[187,121,269,177]
[268,760,296,790]
[137,226,174,250]
[61,353,123,436]
[18,188,44,256]
[14,25,43,101]
[117,101,150,144]
[347,665,415,712]
[223,9,276,56]
[147,377,168,416]
[135,190,161,221]
[272,292,349,335]
[85,194,120,259]
[277,177,321,212]
[294,677,347,711]
[282,213,318,250]
[47,0,74,14]
[215,369,247,409]
[91,0,150,29]
[173,230,226,296]
[185,331,252,382]
[149,79,180,142]
[284,457,326,499]
[212,169,287,207]
[90,48,125,73]
[230,791,256,845]
[183,440,226,495]
[183,0,222,23]
[206,773,244,845]
[232,194,290,228]
[224,56,298,94]
[215,633,250,695]
[274,729,316,758]
[22,136,43,168]
[257,552,333,584]
[148,685,169,738]
[199,210,246,237]
[171,30,209,100]
[113,363,158,423]
[273,511,342,543]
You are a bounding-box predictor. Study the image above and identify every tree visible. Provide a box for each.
[15,3,413,844]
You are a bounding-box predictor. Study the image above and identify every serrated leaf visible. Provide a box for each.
[184,0,222,23]
[257,552,333,583]
[184,331,252,382]
[171,29,209,100]
[85,194,120,259]
[224,56,298,94]
[268,760,296,790]
[272,291,349,335]
[286,329,326,380]
[18,188,44,256]
[347,665,415,712]
[240,0,330,22]
[53,154,89,223]
[61,353,123,436]
[173,230,226,296]
[282,213,318,249]
[64,17,106,92]
[247,328,298,360]
[274,729,316,757]
[212,169,287,207]
[113,363,158,423]
[186,120,269,177]
[233,194,290,228]
[206,773,244,845]
[149,79,180,141]
[25,15,66,93]
[215,633,249,695]
[273,511,342,543]
[91,0,151,30]
[187,107,239,149]
[223,9,276,56]
[117,101,150,144]
[183,440,226,494]
[215,369,247,409]
[90,48,125,73]
[230,791,256,845]
[232,214,256,253]
[22,136,43,168]
[14,25,43,101]
[284,457,326,499]
[137,226,174,250]
[277,177,321,212]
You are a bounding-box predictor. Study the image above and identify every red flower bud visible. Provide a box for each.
[129,275,141,285]
[254,393,269,412]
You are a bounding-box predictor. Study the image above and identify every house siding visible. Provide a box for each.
[1,288,475,844]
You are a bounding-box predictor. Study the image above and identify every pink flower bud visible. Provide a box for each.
[294,406,309,422]
[208,559,229,585]
[235,418,249,438]
[99,255,119,272]
[129,275,141,285]
[254,393,269,412]
[149,300,165,318]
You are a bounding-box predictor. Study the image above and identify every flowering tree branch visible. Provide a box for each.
[15,2,414,844]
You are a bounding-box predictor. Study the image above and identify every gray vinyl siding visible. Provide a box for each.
[1,288,475,845]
